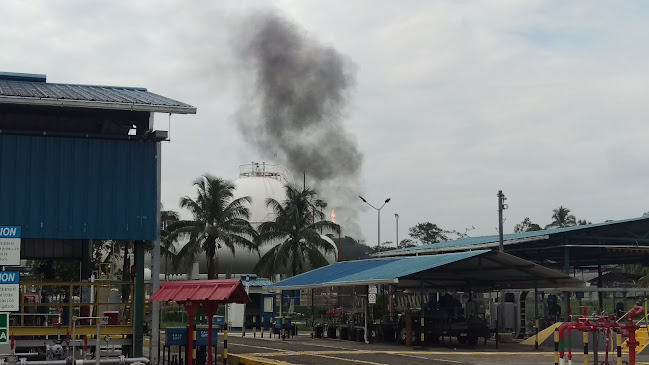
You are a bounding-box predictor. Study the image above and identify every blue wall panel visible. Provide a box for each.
[0,134,157,240]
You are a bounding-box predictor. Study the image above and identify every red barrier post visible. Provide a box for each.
[182,301,201,365]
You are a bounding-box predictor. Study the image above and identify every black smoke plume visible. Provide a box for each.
[232,10,363,234]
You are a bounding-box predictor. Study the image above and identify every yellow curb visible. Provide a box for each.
[229,353,292,365]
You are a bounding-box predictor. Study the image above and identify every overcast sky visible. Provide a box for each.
[3,1,649,248]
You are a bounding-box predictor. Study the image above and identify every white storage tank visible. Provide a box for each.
[153,163,338,276]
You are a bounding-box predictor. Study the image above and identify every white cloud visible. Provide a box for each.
[2,0,649,246]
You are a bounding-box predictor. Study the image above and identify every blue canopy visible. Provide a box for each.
[266,250,584,290]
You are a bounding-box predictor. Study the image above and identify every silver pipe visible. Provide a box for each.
[15,357,149,365]
[0,354,38,357]
[71,316,107,360]
[95,321,100,365]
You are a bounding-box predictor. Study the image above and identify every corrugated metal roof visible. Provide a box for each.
[267,250,584,290]
[269,257,402,288]
[329,251,485,285]
[149,280,251,304]
[244,278,274,287]
[380,216,649,257]
[0,77,196,114]
[239,274,273,287]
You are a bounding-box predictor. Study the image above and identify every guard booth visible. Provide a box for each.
[150,279,251,365]
[225,274,276,332]
[0,71,195,356]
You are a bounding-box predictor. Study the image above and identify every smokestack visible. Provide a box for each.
[232,10,363,234]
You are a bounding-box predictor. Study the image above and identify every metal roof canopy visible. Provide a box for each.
[0,72,196,114]
[149,279,251,304]
[267,250,585,291]
[377,216,649,268]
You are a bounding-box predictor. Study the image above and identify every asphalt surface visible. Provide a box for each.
[222,333,642,365]
[149,331,649,364]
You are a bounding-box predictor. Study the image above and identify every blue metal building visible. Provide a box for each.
[0,72,196,355]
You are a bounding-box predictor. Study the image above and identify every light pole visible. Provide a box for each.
[497,190,507,252]
[395,214,399,248]
[359,196,391,253]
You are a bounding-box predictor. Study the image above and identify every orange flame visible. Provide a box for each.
[331,209,336,224]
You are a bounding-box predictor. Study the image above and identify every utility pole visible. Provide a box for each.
[378,209,381,252]
[496,190,508,349]
[497,190,507,252]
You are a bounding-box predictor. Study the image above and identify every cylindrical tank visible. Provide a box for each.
[149,163,337,276]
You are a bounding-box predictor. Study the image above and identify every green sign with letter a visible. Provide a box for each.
[0,312,8,344]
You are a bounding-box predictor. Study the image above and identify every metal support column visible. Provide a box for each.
[150,142,162,364]
[534,286,538,321]
[598,261,604,312]
[364,285,369,343]
[311,289,315,339]
[534,285,539,350]
[563,245,570,322]
[420,278,425,348]
[133,241,145,357]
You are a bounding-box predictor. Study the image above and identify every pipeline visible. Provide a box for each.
[554,304,645,365]
[0,357,149,365]
[535,319,539,350]
[558,323,576,365]
[554,328,559,365]
[566,327,573,365]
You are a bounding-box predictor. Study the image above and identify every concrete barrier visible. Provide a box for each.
[228,353,291,365]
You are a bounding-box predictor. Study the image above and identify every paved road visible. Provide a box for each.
[223,334,576,365]
[152,332,649,364]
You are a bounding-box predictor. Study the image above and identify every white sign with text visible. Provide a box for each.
[0,272,19,311]
[0,227,20,266]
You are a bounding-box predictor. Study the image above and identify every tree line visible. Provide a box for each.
[370,206,593,252]
[513,206,591,232]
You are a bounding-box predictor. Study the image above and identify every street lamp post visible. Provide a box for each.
[359,195,391,337]
[359,196,391,253]
[395,214,399,248]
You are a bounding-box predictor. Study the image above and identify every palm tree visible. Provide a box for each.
[166,175,257,279]
[545,206,577,229]
[255,185,340,277]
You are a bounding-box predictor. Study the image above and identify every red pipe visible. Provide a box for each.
[559,307,597,365]
[203,302,217,365]
[567,326,573,364]
[559,305,645,365]
[183,302,200,365]
[604,326,611,365]
[558,323,577,363]
[626,315,641,365]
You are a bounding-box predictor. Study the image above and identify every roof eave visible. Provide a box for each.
[376,235,550,257]
[265,278,399,291]
[0,96,197,114]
